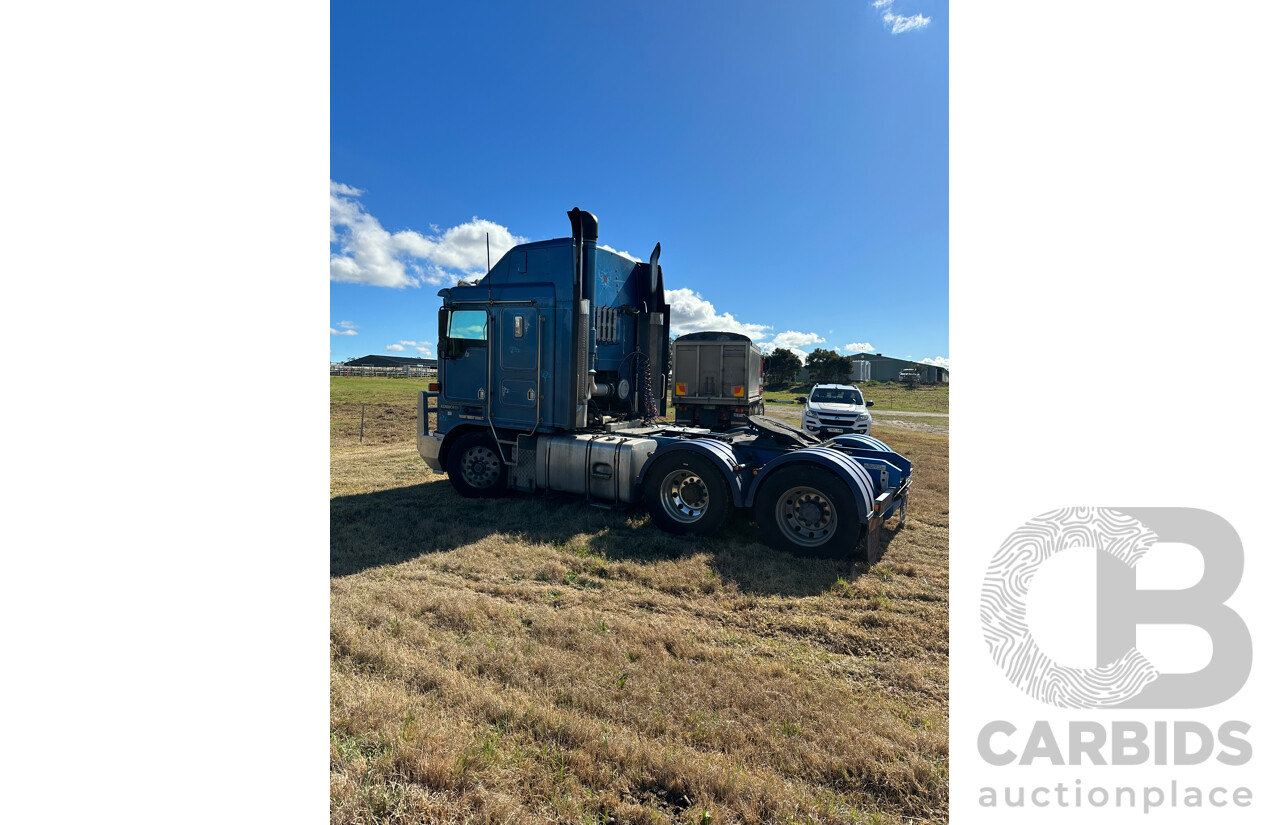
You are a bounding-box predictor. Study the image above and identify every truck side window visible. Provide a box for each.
[444,309,488,358]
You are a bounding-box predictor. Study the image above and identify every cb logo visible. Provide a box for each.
[981,507,1251,709]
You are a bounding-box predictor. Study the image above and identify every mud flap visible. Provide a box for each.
[862,490,908,567]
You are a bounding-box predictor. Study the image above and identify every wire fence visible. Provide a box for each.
[331,401,435,445]
[330,365,438,379]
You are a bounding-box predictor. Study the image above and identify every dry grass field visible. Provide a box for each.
[761,383,948,415]
[331,378,949,824]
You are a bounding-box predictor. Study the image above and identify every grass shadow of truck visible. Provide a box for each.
[329,479,902,597]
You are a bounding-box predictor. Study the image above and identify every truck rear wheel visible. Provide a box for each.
[642,452,731,537]
[446,431,508,498]
[754,465,862,558]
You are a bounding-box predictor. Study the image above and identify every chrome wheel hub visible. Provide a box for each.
[660,469,709,523]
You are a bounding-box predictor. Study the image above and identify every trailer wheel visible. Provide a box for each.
[446,431,508,498]
[754,465,862,558]
[642,452,731,536]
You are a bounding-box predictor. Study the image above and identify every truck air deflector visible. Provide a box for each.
[745,446,875,523]
[639,438,746,506]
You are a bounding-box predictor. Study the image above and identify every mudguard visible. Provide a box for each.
[832,434,912,478]
[833,433,892,452]
[744,446,876,524]
[637,438,747,506]
[840,450,907,490]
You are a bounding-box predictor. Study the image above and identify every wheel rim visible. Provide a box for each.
[460,444,501,489]
[659,468,709,524]
[774,485,838,547]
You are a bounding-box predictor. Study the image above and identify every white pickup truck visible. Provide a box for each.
[800,384,874,436]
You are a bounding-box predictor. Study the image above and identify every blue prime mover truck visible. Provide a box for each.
[418,209,910,561]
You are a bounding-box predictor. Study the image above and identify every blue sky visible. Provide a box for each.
[331,0,947,367]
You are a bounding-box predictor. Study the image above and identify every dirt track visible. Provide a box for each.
[762,403,949,435]
[868,409,949,418]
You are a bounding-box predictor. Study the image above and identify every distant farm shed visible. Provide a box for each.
[796,353,948,384]
[345,355,438,369]
[849,353,948,384]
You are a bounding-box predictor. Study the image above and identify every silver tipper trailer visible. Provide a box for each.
[671,331,764,429]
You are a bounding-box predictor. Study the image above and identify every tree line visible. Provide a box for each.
[762,347,859,385]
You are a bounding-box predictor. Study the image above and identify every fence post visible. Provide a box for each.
[360,404,365,443]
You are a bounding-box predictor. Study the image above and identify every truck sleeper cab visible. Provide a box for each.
[417,208,910,562]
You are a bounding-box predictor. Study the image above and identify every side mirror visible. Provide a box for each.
[866,400,874,407]
[794,396,808,404]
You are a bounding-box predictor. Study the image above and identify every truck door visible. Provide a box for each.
[440,306,490,414]
[698,344,725,398]
[494,306,541,428]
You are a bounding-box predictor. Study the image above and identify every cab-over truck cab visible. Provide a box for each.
[418,209,911,561]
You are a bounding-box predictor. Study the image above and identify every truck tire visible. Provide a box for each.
[642,452,731,537]
[754,465,863,558]
[446,431,508,498]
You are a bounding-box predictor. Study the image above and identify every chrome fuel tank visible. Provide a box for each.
[535,433,657,504]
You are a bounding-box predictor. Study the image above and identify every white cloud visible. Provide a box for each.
[758,331,827,359]
[654,293,829,358]
[330,180,528,288]
[665,288,771,339]
[395,218,526,274]
[330,327,357,336]
[841,342,875,354]
[919,356,950,368]
[884,11,930,34]
[338,320,358,330]
[382,339,435,357]
[772,330,825,349]
[873,1,930,34]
